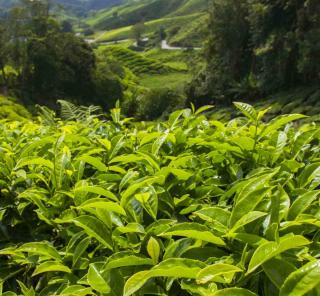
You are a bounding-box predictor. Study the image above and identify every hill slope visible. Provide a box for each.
[0,0,124,16]
[87,0,208,30]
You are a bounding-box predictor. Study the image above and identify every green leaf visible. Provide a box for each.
[140,132,162,146]
[280,260,320,296]
[32,261,71,276]
[152,133,169,156]
[115,223,145,234]
[18,242,61,261]
[229,187,272,227]
[121,176,162,206]
[16,157,54,170]
[119,171,139,192]
[233,102,257,121]
[229,211,267,233]
[298,163,320,189]
[193,207,230,225]
[78,155,108,172]
[72,215,113,250]
[124,258,206,296]
[75,185,118,201]
[17,280,35,296]
[260,114,306,138]
[197,264,243,284]
[147,237,161,264]
[87,263,111,294]
[247,235,310,274]
[213,288,257,295]
[229,170,278,226]
[59,285,93,296]
[263,258,296,289]
[109,154,143,164]
[292,129,319,159]
[137,152,161,171]
[135,190,158,220]
[78,198,126,216]
[195,105,214,115]
[287,190,320,220]
[229,233,267,246]
[168,109,184,128]
[166,167,193,181]
[73,237,90,268]
[160,223,225,246]
[104,252,153,270]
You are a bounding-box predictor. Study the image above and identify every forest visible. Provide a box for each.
[0,0,319,295]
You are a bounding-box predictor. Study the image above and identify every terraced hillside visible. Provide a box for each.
[94,13,206,46]
[87,0,208,47]
[87,0,207,30]
[0,0,124,16]
[99,46,175,75]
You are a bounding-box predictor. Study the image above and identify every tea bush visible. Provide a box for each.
[0,102,319,295]
[0,96,31,121]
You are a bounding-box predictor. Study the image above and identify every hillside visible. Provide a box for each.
[94,12,207,46]
[0,0,124,16]
[86,0,208,47]
[87,0,208,30]
[55,0,124,15]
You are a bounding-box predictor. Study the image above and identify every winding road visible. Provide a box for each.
[161,40,201,50]
[84,34,201,50]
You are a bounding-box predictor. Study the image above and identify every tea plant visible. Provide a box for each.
[0,102,319,295]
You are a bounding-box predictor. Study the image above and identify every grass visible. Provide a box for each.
[100,46,173,75]
[94,44,199,93]
[167,13,208,47]
[144,48,190,62]
[86,0,207,30]
[168,0,208,16]
[163,61,189,71]
[94,13,206,43]
[139,72,192,89]
[93,26,133,42]
[86,0,149,27]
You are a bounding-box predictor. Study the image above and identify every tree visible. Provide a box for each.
[159,25,166,40]
[0,21,10,93]
[0,0,127,109]
[189,0,320,106]
[61,20,73,33]
[131,21,146,43]
[25,32,96,105]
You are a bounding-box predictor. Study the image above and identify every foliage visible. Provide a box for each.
[139,73,191,91]
[94,13,206,46]
[98,46,173,75]
[136,87,186,120]
[24,32,96,105]
[94,45,191,119]
[87,0,207,31]
[131,22,146,43]
[0,0,126,108]
[0,95,31,121]
[190,0,320,104]
[0,102,319,295]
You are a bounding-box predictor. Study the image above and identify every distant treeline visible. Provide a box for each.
[0,0,123,109]
[189,0,320,105]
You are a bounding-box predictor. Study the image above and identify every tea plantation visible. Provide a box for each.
[0,102,319,295]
